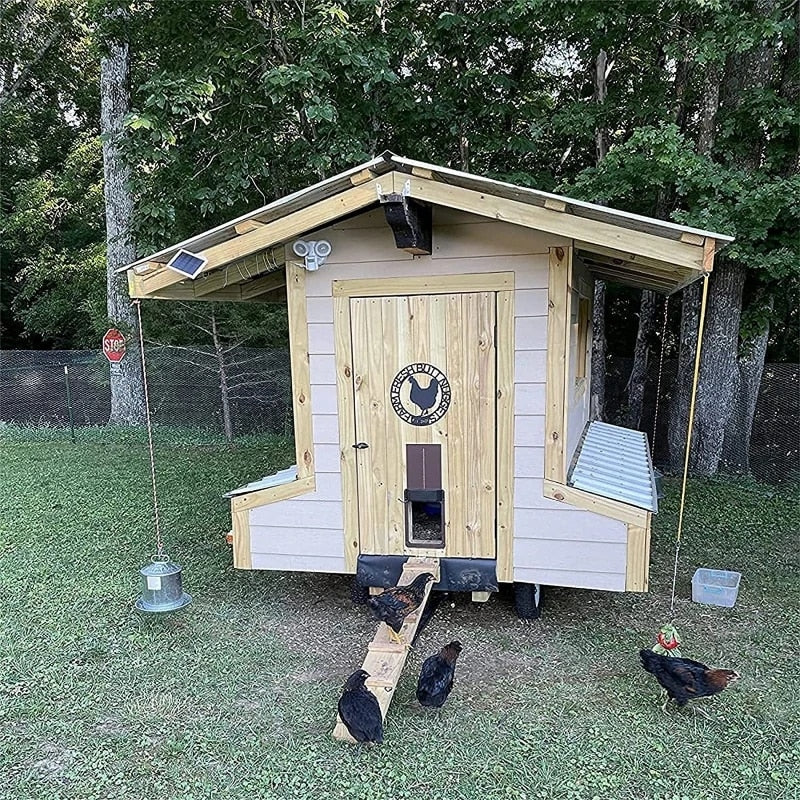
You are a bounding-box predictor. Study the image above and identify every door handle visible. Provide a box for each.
[352,442,369,449]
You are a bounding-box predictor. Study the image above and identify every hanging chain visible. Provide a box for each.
[669,274,710,615]
[133,300,164,558]
[651,294,670,448]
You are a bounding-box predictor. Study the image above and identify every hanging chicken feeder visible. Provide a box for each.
[135,555,192,613]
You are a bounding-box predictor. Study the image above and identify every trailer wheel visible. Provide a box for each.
[513,582,542,620]
[351,578,370,606]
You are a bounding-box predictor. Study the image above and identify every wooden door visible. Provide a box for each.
[351,292,496,560]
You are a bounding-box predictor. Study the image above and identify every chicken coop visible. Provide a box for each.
[123,152,732,610]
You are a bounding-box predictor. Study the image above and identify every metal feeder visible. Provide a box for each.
[135,555,192,613]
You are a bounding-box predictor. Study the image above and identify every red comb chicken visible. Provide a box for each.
[337,669,383,744]
[639,649,740,712]
[367,572,435,645]
[416,641,463,708]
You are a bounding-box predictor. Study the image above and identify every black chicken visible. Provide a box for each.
[367,572,435,645]
[408,375,440,415]
[337,669,383,744]
[416,641,463,708]
[639,649,740,712]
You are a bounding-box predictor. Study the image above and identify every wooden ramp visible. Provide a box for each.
[333,557,440,742]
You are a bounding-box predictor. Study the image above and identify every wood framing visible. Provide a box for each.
[230,474,316,513]
[403,175,706,272]
[286,259,314,479]
[495,289,515,583]
[138,179,382,294]
[542,479,650,527]
[625,518,651,592]
[128,259,286,302]
[231,508,252,569]
[332,271,514,298]
[333,294,360,573]
[545,247,571,483]
[234,219,265,235]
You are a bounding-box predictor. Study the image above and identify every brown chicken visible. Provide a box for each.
[639,649,740,712]
[367,572,435,644]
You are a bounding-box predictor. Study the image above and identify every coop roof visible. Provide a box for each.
[122,151,733,299]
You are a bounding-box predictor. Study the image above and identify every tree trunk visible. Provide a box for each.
[594,48,609,163]
[590,280,607,420]
[625,289,658,430]
[100,11,145,425]
[666,33,722,474]
[589,47,609,421]
[667,280,702,473]
[211,309,235,442]
[721,296,774,474]
[687,262,747,476]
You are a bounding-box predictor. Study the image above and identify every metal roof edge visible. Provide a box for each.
[120,149,735,274]
[387,154,735,245]
[118,154,391,273]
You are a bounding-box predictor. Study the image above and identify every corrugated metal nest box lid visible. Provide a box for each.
[225,465,297,498]
[568,421,658,513]
[121,151,733,296]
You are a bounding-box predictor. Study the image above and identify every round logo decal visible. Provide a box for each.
[390,363,451,427]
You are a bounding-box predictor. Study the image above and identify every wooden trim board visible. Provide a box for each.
[286,258,314,479]
[545,247,571,482]
[404,177,706,272]
[230,508,252,569]
[128,267,286,302]
[625,516,651,592]
[230,475,316,513]
[139,179,382,294]
[333,294,360,573]
[332,271,514,298]
[495,289,515,583]
[542,479,649,527]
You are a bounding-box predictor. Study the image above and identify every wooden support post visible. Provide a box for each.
[545,246,572,482]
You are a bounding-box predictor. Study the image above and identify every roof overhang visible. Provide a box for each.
[123,152,733,300]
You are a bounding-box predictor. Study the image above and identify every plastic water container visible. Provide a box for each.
[691,568,742,607]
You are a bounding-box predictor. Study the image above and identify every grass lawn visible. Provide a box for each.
[1,425,798,800]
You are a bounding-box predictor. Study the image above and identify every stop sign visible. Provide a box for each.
[103,328,127,363]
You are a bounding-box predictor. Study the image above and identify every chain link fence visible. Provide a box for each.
[604,357,799,486]
[1,347,797,485]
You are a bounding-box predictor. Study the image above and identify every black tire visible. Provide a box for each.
[513,582,542,620]
[351,578,370,606]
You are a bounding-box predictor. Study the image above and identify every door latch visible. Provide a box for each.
[352,442,369,449]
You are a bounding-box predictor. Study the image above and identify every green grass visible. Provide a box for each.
[1,425,798,800]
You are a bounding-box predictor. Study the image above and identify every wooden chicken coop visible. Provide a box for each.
[123,152,732,610]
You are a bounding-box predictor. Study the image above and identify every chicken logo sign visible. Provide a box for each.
[389,363,451,426]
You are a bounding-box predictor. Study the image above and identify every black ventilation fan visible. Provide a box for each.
[166,249,207,279]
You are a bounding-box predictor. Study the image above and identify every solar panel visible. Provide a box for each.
[167,249,207,279]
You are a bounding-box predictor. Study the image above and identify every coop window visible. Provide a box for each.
[405,444,444,548]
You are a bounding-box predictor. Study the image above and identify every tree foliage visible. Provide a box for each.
[2,0,797,370]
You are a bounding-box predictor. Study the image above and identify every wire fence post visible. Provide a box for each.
[63,365,76,444]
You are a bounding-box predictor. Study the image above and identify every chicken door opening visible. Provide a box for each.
[404,489,445,549]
